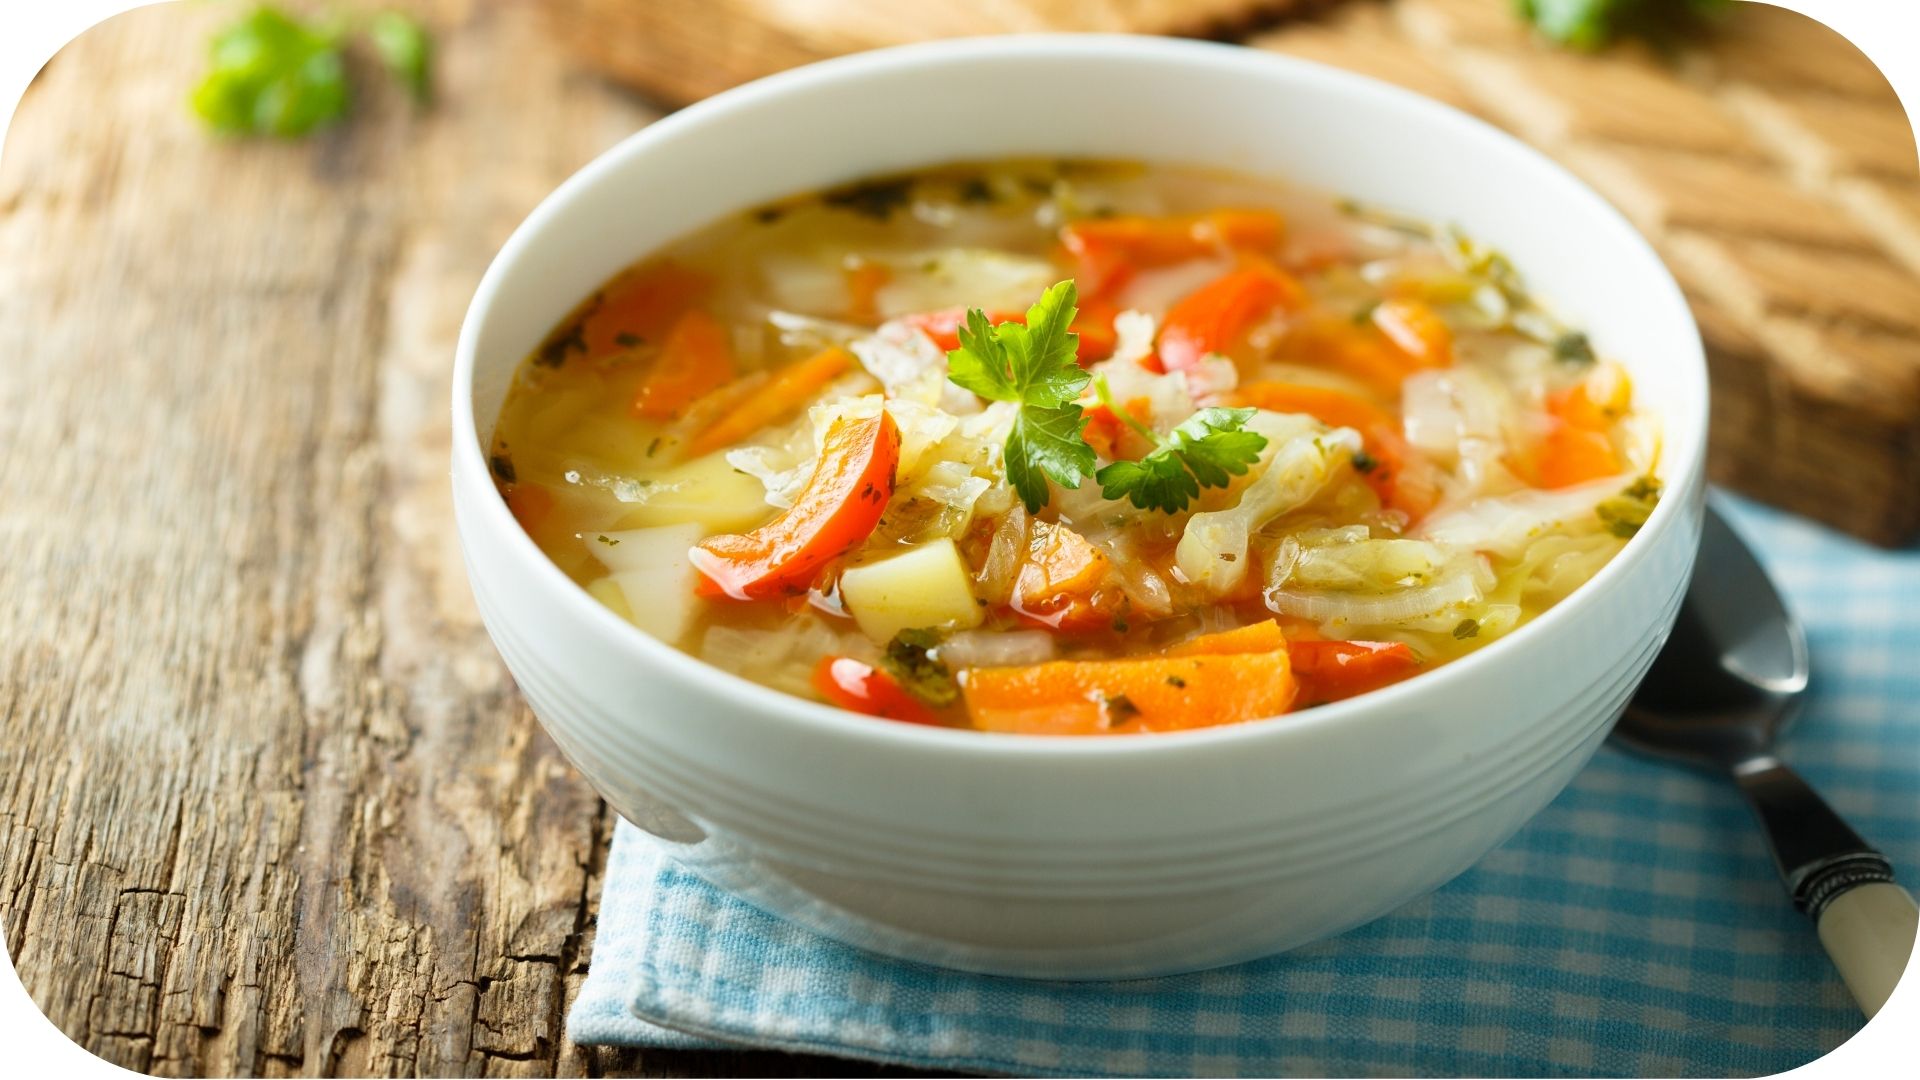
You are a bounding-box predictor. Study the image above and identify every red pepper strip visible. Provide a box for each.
[813,657,941,725]
[691,412,900,600]
[1154,260,1304,373]
[1288,639,1420,704]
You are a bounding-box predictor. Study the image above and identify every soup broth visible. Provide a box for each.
[489,160,1660,735]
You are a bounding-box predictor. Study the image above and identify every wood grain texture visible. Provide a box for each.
[0,2,913,1076]
[542,0,1327,107]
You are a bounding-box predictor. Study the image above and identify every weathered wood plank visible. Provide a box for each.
[0,2,833,1074]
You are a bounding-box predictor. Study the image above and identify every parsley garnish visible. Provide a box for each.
[1453,618,1481,640]
[1517,0,1727,50]
[881,629,958,707]
[596,534,619,546]
[1596,475,1663,538]
[1553,331,1596,365]
[1091,380,1268,514]
[368,11,432,103]
[1352,449,1380,474]
[945,281,1097,513]
[192,7,351,137]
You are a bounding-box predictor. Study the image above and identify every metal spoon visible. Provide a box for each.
[1616,502,1918,1017]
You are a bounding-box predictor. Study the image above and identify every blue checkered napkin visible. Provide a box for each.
[569,493,1918,1077]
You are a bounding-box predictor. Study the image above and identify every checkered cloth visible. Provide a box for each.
[569,494,1918,1076]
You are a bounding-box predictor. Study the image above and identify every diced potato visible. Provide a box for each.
[613,452,776,533]
[839,538,984,643]
[583,523,706,643]
[586,577,636,623]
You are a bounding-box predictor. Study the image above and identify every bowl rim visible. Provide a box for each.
[452,33,1708,760]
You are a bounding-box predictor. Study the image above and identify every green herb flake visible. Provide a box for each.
[488,454,516,484]
[1101,693,1141,727]
[1352,449,1380,474]
[368,10,432,104]
[191,6,351,138]
[595,534,619,546]
[646,437,664,457]
[1166,675,1187,689]
[1553,331,1597,365]
[882,628,959,707]
[945,281,1097,513]
[1453,618,1481,640]
[754,206,786,225]
[1352,300,1381,325]
[1596,475,1663,538]
[824,177,914,221]
[1516,0,1729,51]
[614,331,645,349]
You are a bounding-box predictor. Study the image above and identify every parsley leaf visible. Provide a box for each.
[1516,0,1727,50]
[191,6,351,137]
[945,281,1095,512]
[1093,390,1268,513]
[882,629,958,707]
[368,11,433,104]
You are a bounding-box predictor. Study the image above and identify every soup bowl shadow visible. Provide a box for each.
[452,35,1707,979]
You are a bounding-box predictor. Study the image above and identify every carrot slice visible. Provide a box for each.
[684,346,854,457]
[1288,639,1419,704]
[814,656,940,726]
[505,483,553,533]
[1060,209,1284,298]
[1232,381,1439,522]
[844,260,892,323]
[901,306,1114,366]
[1532,424,1622,489]
[1165,619,1287,657]
[692,412,900,600]
[961,650,1295,735]
[1370,298,1453,368]
[631,309,736,420]
[1155,259,1304,372]
[1011,522,1115,631]
[576,262,712,362]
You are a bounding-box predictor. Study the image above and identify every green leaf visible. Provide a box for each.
[1005,404,1096,514]
[945,280,1095,513]
[368,11,432,104]
[881,629,958,707]
[1096,406,1267,513]
[190,6,351,138]
[1516,0,1729,50]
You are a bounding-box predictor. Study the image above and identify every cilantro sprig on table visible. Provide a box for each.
[191,5,432,139]
[943,280,1269,515]
[945,281,1098,514]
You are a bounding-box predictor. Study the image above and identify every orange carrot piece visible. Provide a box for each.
[961,650,1296,735]
[814,656,940,726]
[1272,318,1426,397]
[844,260,892,323]
[1370,298,1453,368]
[1165,619,1288,657]
[1288,639,1420,704]
[691,412,900,600]
[577,262,712,361]
[631,309,736,420]
[1155,259,1304,372]
[505,483,553,533]
[902,305,1115,366]
[1011,522,1115,631]
[1532,424,1622,489]
[684,346,854,457]
[1082,395,1155,461]
[1060,209,1284,298]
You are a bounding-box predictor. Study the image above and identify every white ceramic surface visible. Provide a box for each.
[452,36,1708,979]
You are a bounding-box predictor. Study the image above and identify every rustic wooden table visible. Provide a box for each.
[0,2,915,1075]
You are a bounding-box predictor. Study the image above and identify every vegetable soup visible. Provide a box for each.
[488,160,1660,735]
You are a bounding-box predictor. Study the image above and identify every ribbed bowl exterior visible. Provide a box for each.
[450,38,1710,979]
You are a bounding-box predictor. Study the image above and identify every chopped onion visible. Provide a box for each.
[1176,418,1359,595]
[937,629,1056,669]
[1265,568,1481,626]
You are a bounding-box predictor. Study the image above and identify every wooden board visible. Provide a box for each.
[1,2,1916,1080]
[0,1,913,1076]
[551,0,1920,545]
[543,0,1327,106]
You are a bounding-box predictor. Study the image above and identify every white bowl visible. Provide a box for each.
[452,36,1707,979]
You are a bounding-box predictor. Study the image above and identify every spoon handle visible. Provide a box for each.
[1735,757,1918,1017]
